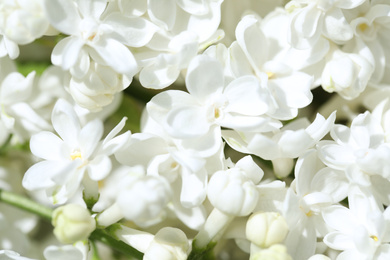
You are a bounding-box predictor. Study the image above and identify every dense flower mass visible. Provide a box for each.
[1,0,390,259]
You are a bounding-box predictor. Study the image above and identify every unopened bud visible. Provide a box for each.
[52,204,96,244]
[144,227,190,260]
[246,212,288,248]
[250,244,292,260]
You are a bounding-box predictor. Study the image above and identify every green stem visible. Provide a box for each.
[0,189,53,221]
[0,189,143,259]
[90,240,101,260]
[89,229,143,260]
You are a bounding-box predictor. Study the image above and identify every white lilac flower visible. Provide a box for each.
[286,0,365,49]
[135,0,224,89]
[321,45,373,99]
[115,175,172,228]
[147,54,275,156]
[347,1,390,85]
[44,0,157,78]
[222,111,336,177]
[0,0,50,59]
[66,60,131,111]
[0,57,51,145]
[207,156,263,217]
[317,103,390,205]
[261,7,328,84]
[22,99,131,204]
[322,186,390,260]
[230,14,314,120]
[283,150,348,260]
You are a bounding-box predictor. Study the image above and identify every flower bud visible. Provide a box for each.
[250,244,292,260]
[308,255,331,260]
[246,212,288,248]
[144,227,190,260]
[52,204,96,244]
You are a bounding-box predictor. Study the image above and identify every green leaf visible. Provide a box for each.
[16,61,51,77]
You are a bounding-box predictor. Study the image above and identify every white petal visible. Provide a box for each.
[79,119,103,159]
[235,15,267,73]
[91,38,138,78]
[104,14,157,47]
[177,125,222,158]
[30,132,65,161]
[52,36,84,70]
[220,114,274,132]
[102,117,129,148]
[103,131,131,155]
[22,160,78,190]
[180,168,207,207]
[186,55,224,101]
[147,90,198,124]
[228,41,254,77]
[306,112,336,141]
[311,168,348,202]
[322,205,358,233]
[323,8,353,43]
[44,0,80,35]
[186,1,222,42]
[115,133,167,166]
[169,201,206,230]
[269,73,313,108]
[224,76,268,116]
[77,0,106,19]
[139,62,180,89]
[165,105,210,138]
[289,4,323,49]
[235,155,263,184]
[87,155,112,181]
[0,72,35,104]
[147,0,176,30]
[323,232,354,251]
[176,0,208,15]
[52,99,81,147]
[284,218,316,260]
[317,142,355,170]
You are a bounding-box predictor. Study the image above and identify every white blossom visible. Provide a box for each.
[22,99,130,204]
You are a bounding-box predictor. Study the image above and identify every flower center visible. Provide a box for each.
[370,235,379,242]
[359,23,369,32]
[79,18,99,42]
[70,150,82,160]
[266,71,275,79]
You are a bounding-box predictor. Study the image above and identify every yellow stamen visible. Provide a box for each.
[171,162,178,169]
[214,108,221,119]
[370,235,379,242]
[266,72,275,79]
[359,23,369,32]
[305,211,313,217]
[70,150,82,160]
